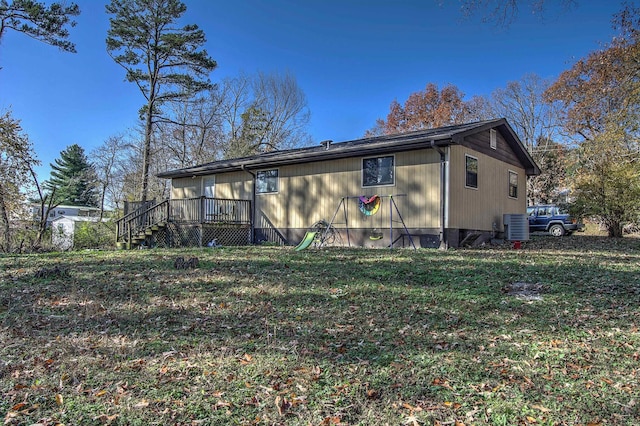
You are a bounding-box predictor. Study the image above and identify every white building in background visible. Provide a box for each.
[30,204,101,227]
[24,204,105,250]
[51,215,108,250]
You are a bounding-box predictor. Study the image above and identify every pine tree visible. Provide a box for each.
[106,0,217,202]
[44,144,98,207]
[0,0,80,53]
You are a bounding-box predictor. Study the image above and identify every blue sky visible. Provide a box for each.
[0,0,623,180]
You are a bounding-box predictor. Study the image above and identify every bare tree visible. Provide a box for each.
[250,71,312,151]
[489,73,565,204]
[116,127,169,205]
[91,134,135,217]
[450,0,577,26]
[220,71,311,158]
[28,164,59,250]
[155,94,225,170]
[491,74,561,150]
[218,74,252,148]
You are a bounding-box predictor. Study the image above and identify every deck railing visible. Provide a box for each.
[116,197,252,243]
[169,197,252,224]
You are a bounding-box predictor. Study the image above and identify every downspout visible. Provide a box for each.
[431,140,448,249]
[241,165,257,244]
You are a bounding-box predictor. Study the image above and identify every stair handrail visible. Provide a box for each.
[116,199,169,242]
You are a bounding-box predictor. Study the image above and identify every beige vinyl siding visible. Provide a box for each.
[171,173,252,200]
[171,177,200,199]
[448,145,526,231]
[254,149,441,230]
[214,172,252,199]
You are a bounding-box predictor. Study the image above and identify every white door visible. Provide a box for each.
[203,176,215,220]
[203,176,215,198]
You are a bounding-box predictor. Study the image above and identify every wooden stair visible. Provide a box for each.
[115,199,169,249]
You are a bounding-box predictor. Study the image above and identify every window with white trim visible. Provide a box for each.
[465,155,478,189]
[256,169,279,194]
[490,128,497,149]
[362,155,395,187]
[508,171,518,198]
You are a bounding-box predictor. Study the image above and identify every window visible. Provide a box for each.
[538,207,551,216]
[362,155,394,187]
[256,169,279,194]
[490,129,497,149]
[465,155,478,189]
[508,171,518,198]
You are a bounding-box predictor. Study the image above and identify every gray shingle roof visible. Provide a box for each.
[157,118,539,178]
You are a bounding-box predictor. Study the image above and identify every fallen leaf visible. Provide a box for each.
[94,414,119,424]
[404,415,421,426]
[214,400,232,409]
[55,394,64,406]
[532,404,550,413]
[366,388,380,399]
[4,411,20,421]
[275,395,291,416]
[402,402,416,411]
[134,399,149,408]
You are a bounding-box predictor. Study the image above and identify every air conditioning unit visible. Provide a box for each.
[503,214,529,241]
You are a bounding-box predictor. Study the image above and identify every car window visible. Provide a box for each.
[527,207,535,216]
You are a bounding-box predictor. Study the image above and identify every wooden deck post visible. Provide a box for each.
[200,196,206,224]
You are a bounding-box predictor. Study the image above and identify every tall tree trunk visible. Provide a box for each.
[141,105,153,203]
[607,219,624,238]
[0,183,12,252]
[99,183,107,222]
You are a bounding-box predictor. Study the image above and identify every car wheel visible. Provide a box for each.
[549,224,565,237]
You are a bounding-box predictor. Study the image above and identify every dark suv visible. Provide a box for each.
[527,204,584,236]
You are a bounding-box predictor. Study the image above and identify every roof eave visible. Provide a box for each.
[451,118,541,176]
[157,136,453,179]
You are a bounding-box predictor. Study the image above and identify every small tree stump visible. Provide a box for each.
[174,257,199,269]
[34,266,70,279]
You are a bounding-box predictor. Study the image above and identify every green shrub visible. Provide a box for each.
[73,221,115,250]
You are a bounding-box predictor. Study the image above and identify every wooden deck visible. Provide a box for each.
[116,197,252,248]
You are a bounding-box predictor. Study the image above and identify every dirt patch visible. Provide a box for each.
[504,282,544,301]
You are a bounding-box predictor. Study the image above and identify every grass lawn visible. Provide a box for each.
[1,234,639,425]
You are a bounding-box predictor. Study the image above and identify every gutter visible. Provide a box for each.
[158,136,453,179]
[431,140,448,249]
[241,165,256,244]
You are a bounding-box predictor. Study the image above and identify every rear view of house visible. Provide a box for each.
[118,118,539,249]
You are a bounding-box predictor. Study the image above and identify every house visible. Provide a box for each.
[51,215,106,250]
[30,204,101,227]
[119,118,539,249]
